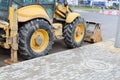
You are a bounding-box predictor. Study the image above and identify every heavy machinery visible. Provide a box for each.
[85,22,102,43]
[0,0,102,64]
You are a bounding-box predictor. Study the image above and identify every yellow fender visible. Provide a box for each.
[66,13,80,23]
[17,5,51,24]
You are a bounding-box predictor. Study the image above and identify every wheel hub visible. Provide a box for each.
[76,29,81,36]
[35,35,43,46]
[30,29,49,53]
[74,23,85,43]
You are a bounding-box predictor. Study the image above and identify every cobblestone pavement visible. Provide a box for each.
[0,40,120,80]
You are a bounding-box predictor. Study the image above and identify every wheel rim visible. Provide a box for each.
[30,29,49,53]
[74,23,85,43]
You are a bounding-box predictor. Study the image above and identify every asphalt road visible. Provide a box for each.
[0,12,119,67]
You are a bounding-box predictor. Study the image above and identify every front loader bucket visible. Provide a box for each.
[85,22,102,43]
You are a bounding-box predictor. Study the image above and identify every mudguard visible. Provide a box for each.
[17,5,51,24]
[66,13,80,23]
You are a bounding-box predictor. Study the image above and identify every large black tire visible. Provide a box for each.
[63,17,86,48]
[19,19,54,59]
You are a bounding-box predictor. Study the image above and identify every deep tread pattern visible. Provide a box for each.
[19,19,54,59]
[63,17,86,48]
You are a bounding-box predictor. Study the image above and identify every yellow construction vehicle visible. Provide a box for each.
[0,0,102,64]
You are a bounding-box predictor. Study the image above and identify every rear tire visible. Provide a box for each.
[63,17,86,48]
[19,19,54,59]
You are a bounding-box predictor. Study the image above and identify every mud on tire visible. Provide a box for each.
[19,19,54,59]
[63,17,86,48]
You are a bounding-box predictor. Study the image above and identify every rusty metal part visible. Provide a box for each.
[85,22,102,43]
[4,49,18,64]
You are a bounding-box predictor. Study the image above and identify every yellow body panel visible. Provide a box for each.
[17,5,51,23]
[66,13,80,23]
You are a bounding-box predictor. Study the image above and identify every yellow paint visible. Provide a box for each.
[0,7,13,49]
[56,4,67,14]
[55,10,66,18]
[74,23,85,43]
[54,3,80,24]
[17,5,51,23]
[30,29,49,53]
[66,13,80,23]
[52,23,63,39]
[0,21,10,49]
[54,3,67,19]
[9,7,14,28]
[9,7,18,50]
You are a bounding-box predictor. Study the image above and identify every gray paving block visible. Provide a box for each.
[0,40,120,80]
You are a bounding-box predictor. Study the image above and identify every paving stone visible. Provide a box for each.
[0,40,120,80]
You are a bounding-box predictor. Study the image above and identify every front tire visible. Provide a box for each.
[19,19,54,59]
[63,17,86,48]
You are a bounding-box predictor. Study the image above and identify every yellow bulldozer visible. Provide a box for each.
[0,0,102,64]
